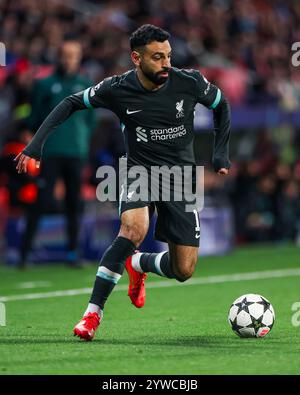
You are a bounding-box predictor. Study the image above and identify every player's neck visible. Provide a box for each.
[136,68,165,91]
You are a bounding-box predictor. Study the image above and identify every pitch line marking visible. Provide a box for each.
[17,281,52,289]
[1,267,300,302]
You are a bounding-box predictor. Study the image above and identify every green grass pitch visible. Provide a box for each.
[0,244,300,375]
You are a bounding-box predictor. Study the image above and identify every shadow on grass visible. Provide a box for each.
[0,334,283,347]
[97,335,283,349]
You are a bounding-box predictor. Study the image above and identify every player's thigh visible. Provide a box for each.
[168,242,199,279]
[119,206,150,246]
[154,200,201,247]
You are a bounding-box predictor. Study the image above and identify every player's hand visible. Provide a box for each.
[14,152,40,174]
[217,168,229,175]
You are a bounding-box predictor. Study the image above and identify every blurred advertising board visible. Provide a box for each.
[4,206,234,265]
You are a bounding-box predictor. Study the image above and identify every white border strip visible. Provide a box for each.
[1,267,300,302]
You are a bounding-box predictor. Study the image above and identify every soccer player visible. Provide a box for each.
[15,24,231,341]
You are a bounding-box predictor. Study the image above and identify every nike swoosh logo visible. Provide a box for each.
[195,233,200,239]
[126,109,142,114]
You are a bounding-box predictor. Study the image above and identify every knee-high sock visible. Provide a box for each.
[132,251,176,279]
[88,236,136,311]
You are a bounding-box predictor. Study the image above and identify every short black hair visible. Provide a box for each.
[130,24,170,51]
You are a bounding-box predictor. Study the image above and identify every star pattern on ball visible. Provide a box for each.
[248,313,264,334]
[234,297,254,314]
[257,298,271,313]
[229,316,244,333]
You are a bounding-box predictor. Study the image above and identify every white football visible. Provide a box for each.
[228,294,275,338]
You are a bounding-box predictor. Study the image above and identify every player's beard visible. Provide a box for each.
[140,62,170,86]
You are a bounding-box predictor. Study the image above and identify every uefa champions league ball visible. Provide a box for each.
[228,294,275,338]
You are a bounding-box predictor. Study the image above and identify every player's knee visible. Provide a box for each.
[174,265,195,282]
[173,256,197,282]
[119,222,148,246]
[174,271,192,283]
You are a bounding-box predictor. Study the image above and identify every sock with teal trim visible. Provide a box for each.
[132,251,176,279]
[89,236,136,310]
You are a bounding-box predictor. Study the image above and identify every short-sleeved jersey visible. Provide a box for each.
[82,67,221,169]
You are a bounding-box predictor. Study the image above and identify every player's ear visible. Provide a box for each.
[131,51,141,66]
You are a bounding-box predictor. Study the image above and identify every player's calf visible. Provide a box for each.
[131,251,176,279]
[169,245,198,282]
[131,250,197,282]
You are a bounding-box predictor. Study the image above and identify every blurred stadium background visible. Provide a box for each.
[0,0,300,264]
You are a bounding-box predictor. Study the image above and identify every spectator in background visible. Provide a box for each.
[18,39,95,268]
[244,175,278,242]
[277,180,300,241]
[0,0,299,111]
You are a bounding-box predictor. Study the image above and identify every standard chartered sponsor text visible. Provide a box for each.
[150,124,186,140]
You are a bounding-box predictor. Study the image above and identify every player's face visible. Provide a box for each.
[60,42,82,74]
[134,40,172,86]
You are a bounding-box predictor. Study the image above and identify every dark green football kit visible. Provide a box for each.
[23,67,231,247]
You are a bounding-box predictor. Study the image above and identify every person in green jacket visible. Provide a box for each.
[19,39,95,268]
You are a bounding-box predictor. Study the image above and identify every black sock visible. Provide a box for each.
[89,236,136,309]
[139,252,176,279]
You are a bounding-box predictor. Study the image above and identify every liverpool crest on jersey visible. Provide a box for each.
[176,99,184,118]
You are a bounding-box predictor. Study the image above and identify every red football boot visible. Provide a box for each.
[125,253,147,308]
[73,312,101,341]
